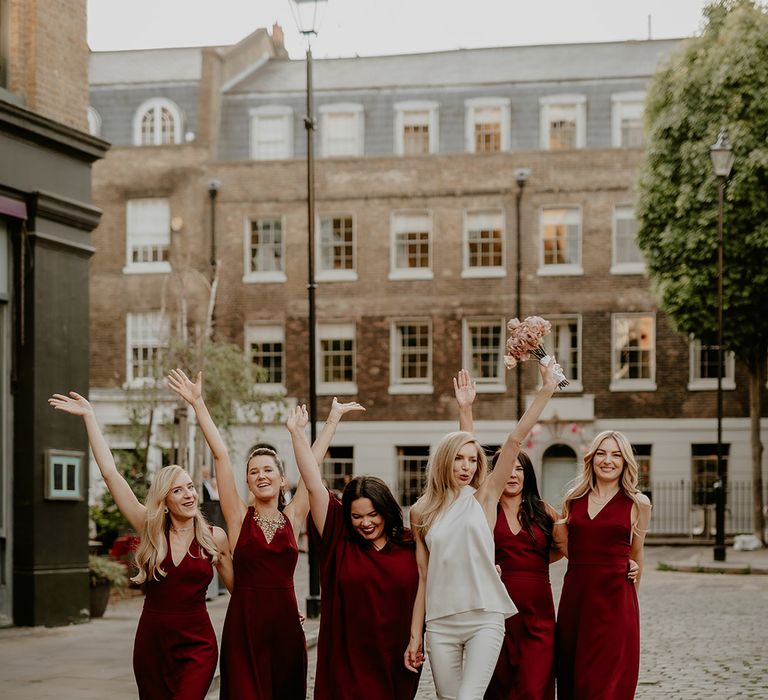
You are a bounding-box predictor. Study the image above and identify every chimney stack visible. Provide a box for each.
[272,23,284,49]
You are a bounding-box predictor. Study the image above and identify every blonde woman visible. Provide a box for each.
[167,368,363,700]
[554,430,652,700]
[48,391,233,699]
[405,359,558,700]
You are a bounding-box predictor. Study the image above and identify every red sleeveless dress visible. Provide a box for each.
[485,506,555,700]
[314,491,421,700]
[219,507,306,699]
[133,534,217,699]
[556,492,639,700]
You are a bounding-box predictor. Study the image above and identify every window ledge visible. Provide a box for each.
[461,267,506,279]
[253,383,287,396]
[687,380,736,392]
[475,383,507,394]
[388,383,434,395]
[242,271,287,284]
[318,382,358,396]
[388,269,434,281]
[537,265,584,277]
[316,270,358,282]
[610,263,646,275]
[122,262,172,275]
[609,380,657,392]
[123,378,166,390]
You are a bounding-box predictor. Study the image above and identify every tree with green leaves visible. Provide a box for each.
[637,0,768,543]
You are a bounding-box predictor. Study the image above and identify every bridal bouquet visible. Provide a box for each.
[503,316,569,388]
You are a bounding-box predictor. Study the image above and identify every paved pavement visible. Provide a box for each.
[1,546,766,699]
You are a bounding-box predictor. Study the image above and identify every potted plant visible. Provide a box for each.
[88,554,128,618]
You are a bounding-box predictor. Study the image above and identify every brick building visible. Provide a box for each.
[0,0,108,625]
[87,29,767,536]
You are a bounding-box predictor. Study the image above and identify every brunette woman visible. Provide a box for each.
[168,369,362,700]
[454,368,560,699]
[49,391,233,700]
[405,359,558,700]
[555,430,651,700]
[286,404,421,700]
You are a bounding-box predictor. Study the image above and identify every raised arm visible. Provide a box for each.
[453,369,476,433]
[49,392,145,531]
[284,397,365,536]
[405,502,428,673]
[479,358,558,509]
[167,369,247,542]
[286,405,331,535]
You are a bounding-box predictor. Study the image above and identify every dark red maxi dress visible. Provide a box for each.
[556,492,639,700]
[133,534,217,699]
[219,507,307,699]
[485,506,556,700]
[314,491,421,700]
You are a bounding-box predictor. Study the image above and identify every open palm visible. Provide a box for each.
[453,368,476,408]
[48,391,93,417]
[167,368,202,405]
[329,397,366,421]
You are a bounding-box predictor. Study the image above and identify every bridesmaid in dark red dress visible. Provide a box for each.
[287,404,421,700]
[49,391,233,699]
[453,370,560,699]
[169,369,362,699]
[484,451,561,700]
[555,430,651,700]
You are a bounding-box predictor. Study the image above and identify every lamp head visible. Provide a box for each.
[514,168,531,187]
[208,179,221,196]
[291,0,328,36]
[710,128,735,179]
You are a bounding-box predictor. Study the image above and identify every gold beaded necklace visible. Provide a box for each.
[253,510,286,544]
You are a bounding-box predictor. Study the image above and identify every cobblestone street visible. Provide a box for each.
[306,548,768,699]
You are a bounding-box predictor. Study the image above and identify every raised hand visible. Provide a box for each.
[286,404,309,434]
[539,356,560,393]
[328,397,366,423]
[453,368,476,408]
[48,391,94,417]
[167,368,202,405]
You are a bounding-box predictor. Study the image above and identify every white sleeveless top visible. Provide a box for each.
[424,485,517,621]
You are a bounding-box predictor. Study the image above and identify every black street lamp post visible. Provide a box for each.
[514,168,530,420]
[292,0,327,619]
[709,128,735,563]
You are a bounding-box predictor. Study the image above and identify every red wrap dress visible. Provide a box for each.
[314,491,421,700]
[219,507,307,699]
[485,506,556,700]
[556,492,640,700]
[132,534,217,699]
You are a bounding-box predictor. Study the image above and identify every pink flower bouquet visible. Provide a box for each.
[504,316,569,388]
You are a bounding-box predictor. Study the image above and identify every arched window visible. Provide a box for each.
[86,106,102,137]
[133,98,183,146]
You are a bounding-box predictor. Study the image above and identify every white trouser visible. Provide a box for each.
[425,609,506,700]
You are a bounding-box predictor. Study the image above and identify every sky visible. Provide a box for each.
[87,0,713,59]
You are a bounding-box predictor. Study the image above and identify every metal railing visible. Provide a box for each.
[647,480,760,537]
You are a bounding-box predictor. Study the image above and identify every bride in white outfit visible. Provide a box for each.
[404,359,558,700]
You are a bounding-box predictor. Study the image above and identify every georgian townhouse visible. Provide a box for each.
[87,27,765,537]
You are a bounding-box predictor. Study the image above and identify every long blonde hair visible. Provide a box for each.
[415,431,487,538]
[560,430,642,523]
[132,465,219,584]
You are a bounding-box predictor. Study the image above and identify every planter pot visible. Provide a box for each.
[89,582,112,618]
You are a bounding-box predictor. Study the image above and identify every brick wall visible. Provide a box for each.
[89,146,761,422]
[6,0,88,131]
